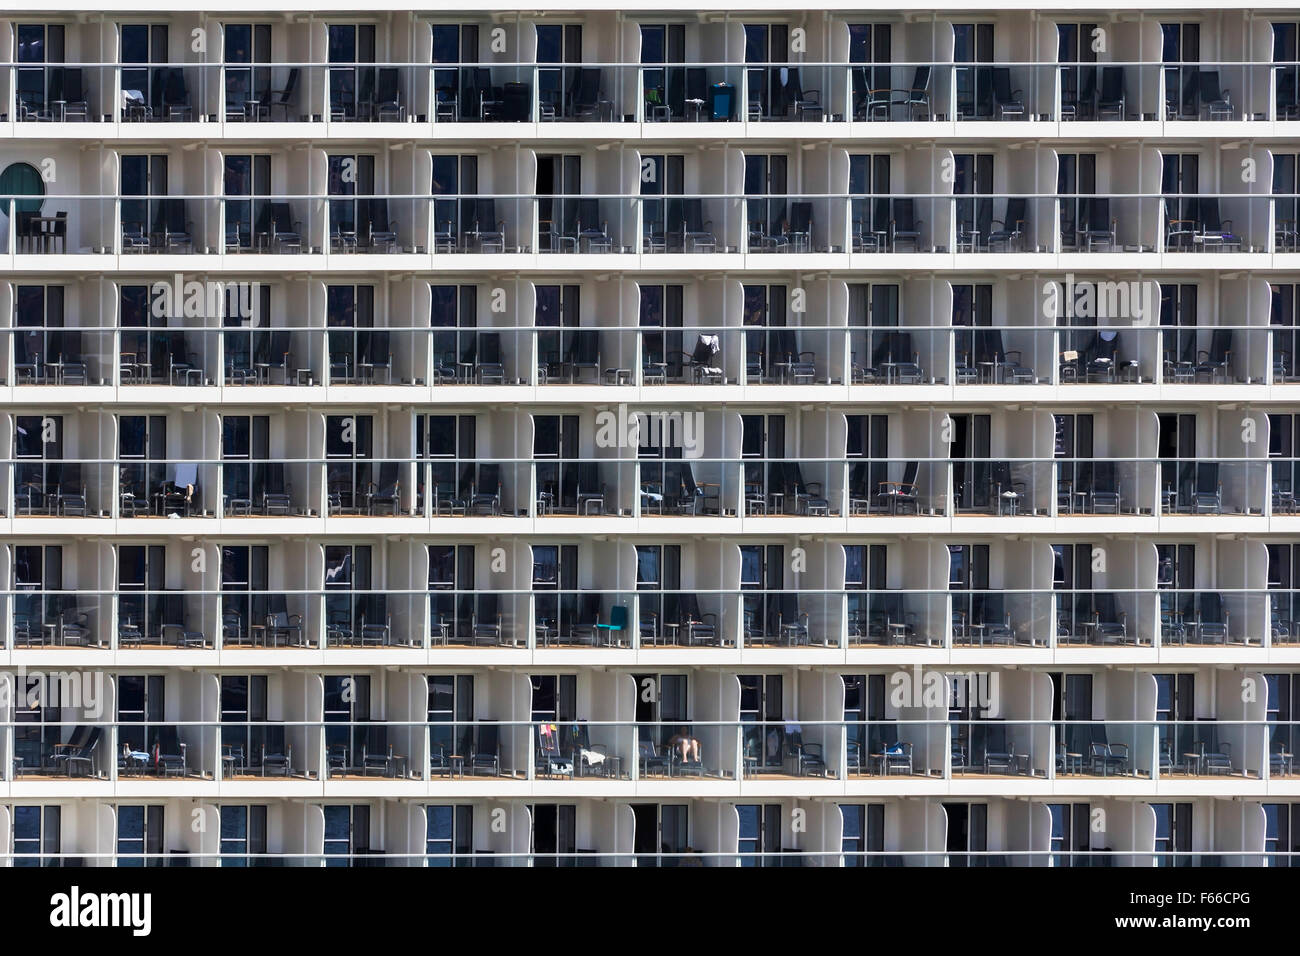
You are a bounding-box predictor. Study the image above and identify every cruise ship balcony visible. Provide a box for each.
[6,56,1284,129]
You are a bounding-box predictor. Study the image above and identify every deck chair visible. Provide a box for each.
[972,592,1015,645]
[890,198,923,251]
[266,594,304,647]
[471,593,502,645]
[1092,591,1129,644]
[373,67,403,120]
[1192,462,1223,514]
[594,604,628,646]
[360,726,393,776]
[470,723,500,776]
[978,328,1035,383]
[788,730,827,776]
[872,331,924,383]
[893,66,931,120]
[788,461,829,515]
[14,328,42,383]
[262,461,292,514]
[63,726,103,778]
[883,741,913,775]
[537,723,574,777]
[501,81,531,121]
[366,461,401,515]
[1089,459,1122,514]
[776,593,810,646]
[225,70,251,121]
[54,465,88,516]
[153,726,188,776]
[669,461,715,515]
[987,197,1027,251]
[475,332,506,383]
[15,66,46,120]
[568,593,603,645]
[1195,329,1232,382]
[162,67,192,120]
[1199,70,1232,120]
[151,198,191,251]
[470,463,502,515]
[363,198,399,252]
[682,198,715,252]
[1089,740,1128,776]
[465,197,504,252]
[786,68,823,121]
[1194,198,1242,250]
[260,329,292,384]
[685,334,724,384]
[1196,592,1229,644]
[992,67,1023,118]
[265,67,300,121]
[575,197,612,252]
[1271,740,1294,776]
[679,592,718,646]
[1280,67,1300,120]
[1081,197,1115,251]
[638,737,671,776]
[876,461,920,514]
[1083,330,1120,381]
[569,68,603,120]
[261,202,302,253]
[161,592,205,647]
[575,461,605,515]
[49,725,92,774]
[360,329,392,383]
[1096,66,1125,119]
[469,198,506,252]
[566,329,600,383]
[847,462,876,515]
[50,67,88,120]
[786,201,814,252]
[57,607,91,646]
[750,198,788,251]
[260,725,292,776]
[1200,739,1233,775]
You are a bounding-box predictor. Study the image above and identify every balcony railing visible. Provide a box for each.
[0,847,1276,867]
[7,323,1298,388]
[2,719,1285,790]
[1,586,1295,652]
[12,59,1300,126]
[5,455,1299,521]
[0,192,1293,259]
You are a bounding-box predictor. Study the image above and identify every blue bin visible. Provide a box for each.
[709,82,735,121]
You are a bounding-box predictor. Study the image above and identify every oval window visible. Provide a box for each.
[0,162,45,216]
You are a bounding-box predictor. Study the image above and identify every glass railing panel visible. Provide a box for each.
[640,64,746,123]
[116,64,218,122]
[314,590,403,649]
[846,591,946,646]
[1053,589,1154,646]
[1055,721,1154,779]
[951,458,1052,515]
[950,590,1052,647]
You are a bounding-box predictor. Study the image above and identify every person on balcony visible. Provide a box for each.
[669,726,701,763]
